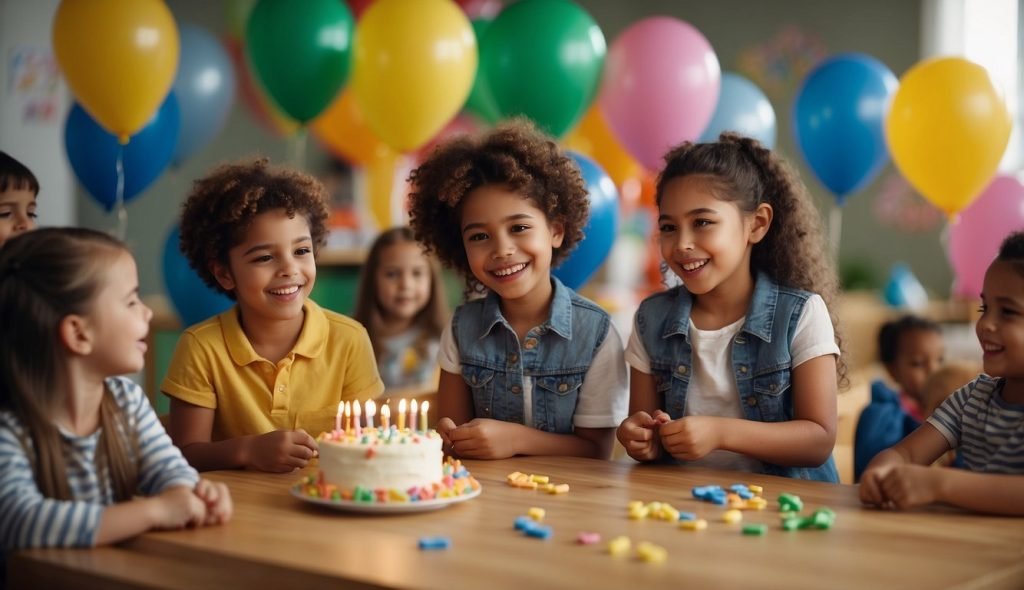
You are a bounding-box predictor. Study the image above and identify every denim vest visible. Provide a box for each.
[452,277,611,434]
[634,272,838,482]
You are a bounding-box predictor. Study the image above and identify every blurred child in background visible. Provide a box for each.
[0,151,39,246]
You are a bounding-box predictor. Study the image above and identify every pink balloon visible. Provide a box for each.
[599,17,720,171]
[948,174,1024,298]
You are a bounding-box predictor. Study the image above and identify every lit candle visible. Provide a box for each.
[398,399,407,431]
[344,401,352,434]
[366,399,376,430]
[335,401,343,435]
[420,400,429,433]
[410,399,418,432]
[381,403,391,430]
[353,400,362,437]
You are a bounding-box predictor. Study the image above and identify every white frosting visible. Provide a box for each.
[318,431,444,492]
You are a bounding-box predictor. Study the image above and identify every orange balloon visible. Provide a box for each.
[360,150,414,229]
[312,90,390,166]
[563,105,645,188]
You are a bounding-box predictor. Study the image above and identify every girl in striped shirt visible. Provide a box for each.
[860,231,1024,515]
[0,228,232,552]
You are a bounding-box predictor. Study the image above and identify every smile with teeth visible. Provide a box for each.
[981,342,1003,352]
[269,285,301,296]
[681,259,708,272]
[492,263,527,277]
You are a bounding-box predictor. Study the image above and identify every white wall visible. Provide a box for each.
[0,0,74,227]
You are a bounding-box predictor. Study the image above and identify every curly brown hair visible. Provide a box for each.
[179,158,329,299]
[406,118,590,293]
[656,133,847,386]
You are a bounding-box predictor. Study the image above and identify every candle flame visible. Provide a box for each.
[399,399,407,413]
[380,404,391,418]
[354,400,362,416]
[366,399,376,417]
[421,400,429,414]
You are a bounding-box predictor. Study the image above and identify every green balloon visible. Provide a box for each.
[479,0,606,137]
[246,0,353,123]
[464,19,501,124]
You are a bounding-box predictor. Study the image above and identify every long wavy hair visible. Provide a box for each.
[0,228,139,500]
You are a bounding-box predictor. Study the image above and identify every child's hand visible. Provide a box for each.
[447,418,519,459]
[859,451,904,507]
[149,486,207,530]
[659,416,720,461]
[616,411,662,462]
[877,464,943,510]
[244,429,318,473]
[435,417,457,449]
[193,479,233,526]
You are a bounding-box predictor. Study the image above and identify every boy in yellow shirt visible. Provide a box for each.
[162,159,384,472]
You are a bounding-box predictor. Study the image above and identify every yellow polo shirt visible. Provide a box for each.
[161,300,384,440]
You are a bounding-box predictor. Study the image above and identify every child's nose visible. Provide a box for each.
[491,236,514,259]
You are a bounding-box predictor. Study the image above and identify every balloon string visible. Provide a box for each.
[289,127,308,170]
[828,204,842,261]
[115,145,127,240]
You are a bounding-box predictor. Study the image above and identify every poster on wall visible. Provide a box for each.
[7,47,61,124]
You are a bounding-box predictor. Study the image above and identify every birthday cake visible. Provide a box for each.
[300,426,479,504]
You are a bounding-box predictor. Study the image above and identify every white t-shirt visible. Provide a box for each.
[439,322,628,429]
[625,293,839,472]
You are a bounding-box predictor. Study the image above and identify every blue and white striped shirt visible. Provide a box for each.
[928,374,1024,474]
[0,377,198,549]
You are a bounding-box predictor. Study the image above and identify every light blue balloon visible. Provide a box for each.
[171,23,236,165]
[792,53,897,203]
[553,152,619,289]
[162,225,233,327]
[699,72,776,149]
[883,263,928,310]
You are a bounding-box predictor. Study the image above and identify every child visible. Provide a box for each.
[919,362,978,468]
[0,228,231,553]
[353,226,448,391]
[616,133,845,481]
[162,159,384,472]
[0,150,39,245]
[407,119,628,460]
[860,231,1024,515]
[853,316,944,480]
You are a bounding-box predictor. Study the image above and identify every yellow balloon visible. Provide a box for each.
[886,57,1011,217]
[563,105,645,188]
[352,0,477,152]
[53,0,179,143]
[362,150,413,230]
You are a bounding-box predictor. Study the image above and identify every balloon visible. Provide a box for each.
[948,175,1024,298]
[456,0,502,19]
[224,0,256,40]
[563,105,644,188]
[361,151,415,230]
[172,24,236,165]
[162,226,233,327]
[415,114,482,163]
[600,17,720,171]
[883,263,928,310]
[886,57,1012,217]
[65,95,180,211]
[352,0,477,151]
[463,18,502,124]
[246,0,354,123]
[224,38,299,137]
[479,0,605,137]
[347,0,375,18]
[792,54,896,203]
[700,72,777,150]
[53,0,179,143]
[553,152,619,289]
[312,90,391,166]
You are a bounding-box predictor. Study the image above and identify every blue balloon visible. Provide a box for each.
[65,95,180,211]
[172,23,236,165]
[554,152,619,289]
[699,72,777,149]
[162,225,233,327]
[883,263,928,310]
[792,53,897,204]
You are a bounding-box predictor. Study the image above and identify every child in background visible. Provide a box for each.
[353,227,448,391]
[0,151,39,245]
[407,119,628,460]
[919,362,978,468]
[162,159,384,472]
[853,316,944,481]
[0,228,231,553]
[860,231,1024,515]
[617,133,844,481]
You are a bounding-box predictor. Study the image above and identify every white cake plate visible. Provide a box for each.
[290,483,482,514]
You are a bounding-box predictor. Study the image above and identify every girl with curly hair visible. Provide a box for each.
[407,119,627,460]
[162,159,383,472]
[617,133,846,481]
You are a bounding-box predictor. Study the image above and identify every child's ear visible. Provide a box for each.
[550,221,565,249]
[748,203,773,244]
[210,260,236,292]
[59,315,94,356]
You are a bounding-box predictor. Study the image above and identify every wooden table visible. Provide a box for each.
[9,456,1024,589]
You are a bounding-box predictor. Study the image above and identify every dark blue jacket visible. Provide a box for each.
[854,380,920,481]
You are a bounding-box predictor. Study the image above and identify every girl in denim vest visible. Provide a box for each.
[407,119,628,460]
[617,133,846,481]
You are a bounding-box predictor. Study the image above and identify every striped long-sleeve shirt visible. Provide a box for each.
[0,377,199,550]
[927,374,1024,474]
